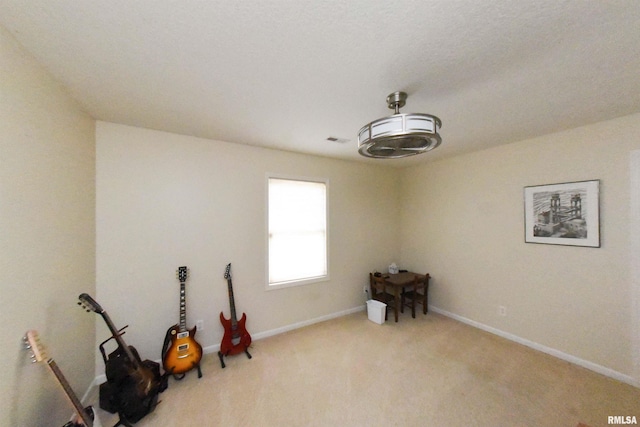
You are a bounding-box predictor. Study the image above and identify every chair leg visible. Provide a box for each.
[423,292,428,314]
[411,295,416,318]
[400,290,405,313]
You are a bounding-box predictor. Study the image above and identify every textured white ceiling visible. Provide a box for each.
[1,0,639,166]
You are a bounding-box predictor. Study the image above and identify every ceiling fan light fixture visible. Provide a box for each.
[358,91,442,159]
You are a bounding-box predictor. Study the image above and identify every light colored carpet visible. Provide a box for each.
[91,311,640,427]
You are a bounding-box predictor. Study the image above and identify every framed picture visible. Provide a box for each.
[524,180,600,247]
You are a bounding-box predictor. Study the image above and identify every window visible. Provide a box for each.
[267,175,328,289]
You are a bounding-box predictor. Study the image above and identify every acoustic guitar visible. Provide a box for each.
[162,266,203,378]
[23,330,101,427]
[218,263,252,368]
[78,293,162,424]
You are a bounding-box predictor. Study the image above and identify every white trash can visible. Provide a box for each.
[366,299,386,324]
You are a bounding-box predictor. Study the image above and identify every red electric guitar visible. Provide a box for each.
[218,263,252,368]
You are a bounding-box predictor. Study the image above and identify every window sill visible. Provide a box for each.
[266,274,330,291]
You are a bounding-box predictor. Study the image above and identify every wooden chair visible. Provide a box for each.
[369,273,397,321]
[401,273,431,318]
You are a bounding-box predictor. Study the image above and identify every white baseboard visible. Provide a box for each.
[201,305,366,354]
[93,374,107,389]
[88,302,637,397]
[429,305,640,388]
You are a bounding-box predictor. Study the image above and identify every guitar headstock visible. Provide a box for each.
[23,330,48,363]
[78,293,104,314]
[224,263,232,279]
[176,266,188,283]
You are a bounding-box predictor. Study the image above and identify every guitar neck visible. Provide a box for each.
[179,280,187,332]
[47,358,93,427]
[227,277,238,325]
[99,310,141,368]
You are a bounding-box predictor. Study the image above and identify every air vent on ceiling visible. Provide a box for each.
[326,136,350,143]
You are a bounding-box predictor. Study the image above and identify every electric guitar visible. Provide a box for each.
[218,263,252,368]
[23,330,101,427]
[162,266,203,377]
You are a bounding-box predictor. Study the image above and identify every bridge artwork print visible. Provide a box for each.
[524,180,600,247]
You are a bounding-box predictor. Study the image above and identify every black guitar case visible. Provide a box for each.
[98,335,168,424]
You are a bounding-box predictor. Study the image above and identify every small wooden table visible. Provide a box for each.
[383,272,427,322]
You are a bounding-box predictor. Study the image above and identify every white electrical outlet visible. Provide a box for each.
[498,306,507,316]
[196,319,204,331]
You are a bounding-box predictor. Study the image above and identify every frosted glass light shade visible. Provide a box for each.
[357,112,442,159]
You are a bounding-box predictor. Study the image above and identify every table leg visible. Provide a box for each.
[394,287,399,322]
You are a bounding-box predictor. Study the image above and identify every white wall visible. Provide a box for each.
[95,122,400,372]
[97,116,640,386]
[630,150,640,382]
[0,25,96,426]
[399,113,640,384]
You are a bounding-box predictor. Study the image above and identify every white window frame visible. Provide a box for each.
[266,173,330,290]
